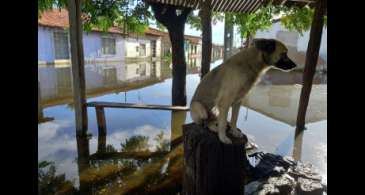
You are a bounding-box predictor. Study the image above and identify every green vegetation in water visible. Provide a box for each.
[38,161,76,195]
[121,135,150,152]
[155,131,170,152]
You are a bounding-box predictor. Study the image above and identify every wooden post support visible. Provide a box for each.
[96,106,107,153]
[182,123,248,195]
[200,0,212,78]
[68,0,88,135]
[223,13,234,61]
[296,0,327,130]
[38,81,43,120]
[76,134,91,194]
[292,128,304,161]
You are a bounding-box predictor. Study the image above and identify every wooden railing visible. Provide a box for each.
[86,101,189,153]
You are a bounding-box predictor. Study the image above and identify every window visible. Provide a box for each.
[54,32,70,60]
[139,44,146,56]
[102,37,116,55]
[151,40,156,57]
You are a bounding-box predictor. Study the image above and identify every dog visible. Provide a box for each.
[190,38,297,144]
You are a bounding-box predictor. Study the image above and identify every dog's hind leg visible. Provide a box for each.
[230,102,244,138]
[190,101,208,125]
[217,105,232,144]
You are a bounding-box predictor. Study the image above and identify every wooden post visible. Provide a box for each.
[296,0,327,130]
[200,0,212,78]
[171,110,187,144]
[38,81,43,120]
[292,128,304,161]
[223,13,234,61]
[96,106,107,153]
[183,123,248,195]
[68,0,88,135]
[76,134,91,194]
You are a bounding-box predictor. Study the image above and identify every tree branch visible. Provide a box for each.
[180,7,193,20]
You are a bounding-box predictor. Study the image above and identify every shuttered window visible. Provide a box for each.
[53,32,70,60]
[102,37,116,55]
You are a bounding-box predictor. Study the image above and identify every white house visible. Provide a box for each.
[38,9,163,65]
[255,22,327,70]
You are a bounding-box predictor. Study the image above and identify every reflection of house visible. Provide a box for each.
[256,23,327,70]
[242,85,327,126]
[38,62,162,107]
[38,9,163,65]
[212,43,224,60]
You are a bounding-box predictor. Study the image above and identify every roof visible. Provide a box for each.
[184,34,202,44]
[146,0,317,14]
[144,27,165,37]
[38,9,164,37]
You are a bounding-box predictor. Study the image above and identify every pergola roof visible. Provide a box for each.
[145,0,316,13]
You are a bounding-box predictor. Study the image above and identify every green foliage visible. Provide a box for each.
[232,4,327,38]
[154,131,169,152]
[106,144,117,152]
[38,0,152,34]
[38,0,67,17]
[38,161,76,194]
[232,5,281,38]
[280,6,327,35]
[121,135,150,152]
[38,161,53,168]
[187,12,224,31]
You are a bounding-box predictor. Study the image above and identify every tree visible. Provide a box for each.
[38,0,152,34]
[232,4,327,47]
[149,3,192,106]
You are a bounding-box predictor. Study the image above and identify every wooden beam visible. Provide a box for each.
[200,0,212,78]
[96,106,107,153]
[86,101,190,111]
[90,151,169,160]
[68,0,88,135]
[296,0,326,130]
[38,81,43,120]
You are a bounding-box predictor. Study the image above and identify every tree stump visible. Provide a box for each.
[182,123,248,195]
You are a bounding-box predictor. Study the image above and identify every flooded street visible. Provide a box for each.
[38,59,327,194]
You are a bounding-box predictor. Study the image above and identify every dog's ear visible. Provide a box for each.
[254,39,276,54]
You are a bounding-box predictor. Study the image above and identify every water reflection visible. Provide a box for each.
[39,61,165,108]
[69,105,187,194]
[38,59,327,194]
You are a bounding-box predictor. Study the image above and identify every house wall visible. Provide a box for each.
[125,36,162,59]
[38,25,125,64]
[83,32,125,62]
[38,26,56,63]
[255,23,327,62]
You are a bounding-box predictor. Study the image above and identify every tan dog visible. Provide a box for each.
[190,39,297,144]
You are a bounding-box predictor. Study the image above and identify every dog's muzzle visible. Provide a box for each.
[274,54,297,71]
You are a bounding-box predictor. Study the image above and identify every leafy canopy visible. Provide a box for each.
[38,0,152,34]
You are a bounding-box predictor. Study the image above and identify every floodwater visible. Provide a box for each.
[38,59,327,194]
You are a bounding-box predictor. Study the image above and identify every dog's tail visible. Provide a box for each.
[190,101,208,125]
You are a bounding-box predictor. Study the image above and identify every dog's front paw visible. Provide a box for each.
[219,134,232,144]
[231,128,244,138]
